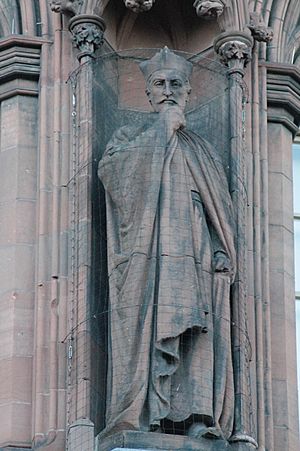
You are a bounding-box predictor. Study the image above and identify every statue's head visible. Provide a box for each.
[139,47,193,112]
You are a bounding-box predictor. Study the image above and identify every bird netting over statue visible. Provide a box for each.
[67,47,253,448]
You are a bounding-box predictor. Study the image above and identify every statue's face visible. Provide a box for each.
[147,69,190,112]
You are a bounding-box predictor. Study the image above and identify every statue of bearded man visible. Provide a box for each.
[98,47,236,441]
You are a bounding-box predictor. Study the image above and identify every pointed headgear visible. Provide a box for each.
[139,47,193,81]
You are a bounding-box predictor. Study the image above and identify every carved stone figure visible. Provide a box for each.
[50,0,83,16]
[98,48,236,441]
[123,0,155,13]
[193,0,225,19]
[248,12,273,43]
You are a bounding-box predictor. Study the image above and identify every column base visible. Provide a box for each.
[68,419,95,451]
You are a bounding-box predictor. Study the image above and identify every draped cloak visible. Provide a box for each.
[98,119,237,440]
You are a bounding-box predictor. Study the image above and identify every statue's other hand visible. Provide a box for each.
[160,105,186,137]
[214,251,232,273]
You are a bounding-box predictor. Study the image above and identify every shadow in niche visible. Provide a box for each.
[102,0,220,53]
[89,46,230,436]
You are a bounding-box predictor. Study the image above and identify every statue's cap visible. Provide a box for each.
[139,47,193,81]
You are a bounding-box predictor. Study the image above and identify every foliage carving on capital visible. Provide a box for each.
[247,12,273,43]
[219,41,251,65]
[123,0,155,13]
[193,0,225,20]
[214,32,253,74]
[50,0,83,16]
[69,15,106,57]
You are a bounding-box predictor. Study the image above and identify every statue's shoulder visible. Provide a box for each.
[109,124,147,145]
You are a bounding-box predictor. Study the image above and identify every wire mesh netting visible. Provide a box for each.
[66,48,254,450]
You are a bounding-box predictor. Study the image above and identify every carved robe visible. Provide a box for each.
[98,118,236,439]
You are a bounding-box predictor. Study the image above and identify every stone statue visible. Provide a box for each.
[98,48,236,441]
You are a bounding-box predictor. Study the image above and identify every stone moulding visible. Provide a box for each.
[193,0,226,19]
[265,62,300,135]
[69,14,106,58]
[0,36,45,101]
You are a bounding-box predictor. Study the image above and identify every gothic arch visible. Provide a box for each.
[0,0,22,36]
[0,0,53,38]
[256,0,300,63]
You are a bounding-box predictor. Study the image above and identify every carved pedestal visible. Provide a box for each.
[96,431,258,451]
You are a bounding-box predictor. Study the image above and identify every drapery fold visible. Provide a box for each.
[98,121,236,439]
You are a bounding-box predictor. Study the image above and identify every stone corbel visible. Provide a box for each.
[50,0,83,16]
[247,12,273,43]
[193,0,225,20]
[69,14,106,60]
[214,31,253,75]
[123,0,155,13]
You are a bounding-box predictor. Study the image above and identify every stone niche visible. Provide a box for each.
[89,3,254,451]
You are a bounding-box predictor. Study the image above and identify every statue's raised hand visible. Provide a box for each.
[160,105,186,141]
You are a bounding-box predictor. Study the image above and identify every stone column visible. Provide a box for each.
[67,13,106,451]
[265,63,300,451]
[214,31,258,449]
[0,36,42,449]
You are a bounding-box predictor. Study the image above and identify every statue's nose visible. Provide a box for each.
[163,83,172,96]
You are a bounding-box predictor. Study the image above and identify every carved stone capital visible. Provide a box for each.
[123,0,155,13]
[49,0,83,16]
[247,12,273,43]
[193,0,225,20]
[214,32,253,74]
[69,15,106,59]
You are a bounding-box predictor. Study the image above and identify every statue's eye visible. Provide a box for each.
[153,80,164,86]
[171,80,182,87]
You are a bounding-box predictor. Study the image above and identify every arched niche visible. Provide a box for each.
[102,0,220,54]
[0,0,22,36]
[264,0,300,63]
[0,0,43,38]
